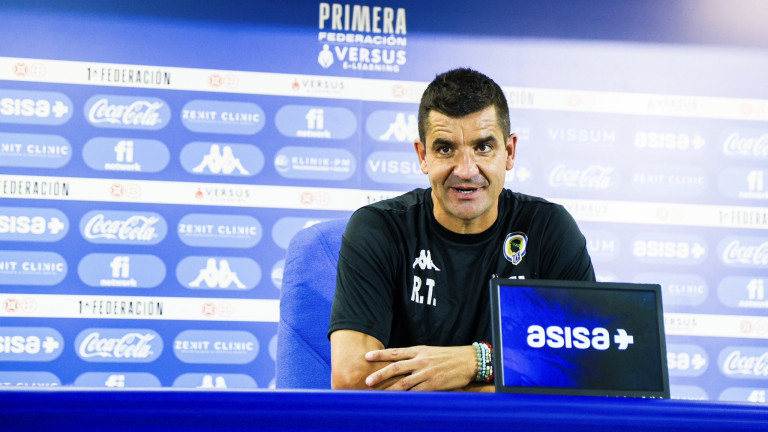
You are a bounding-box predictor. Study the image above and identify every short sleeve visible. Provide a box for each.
[328,207,400,345]
[539,205,596,281]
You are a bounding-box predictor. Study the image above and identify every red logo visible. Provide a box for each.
[209,74,223,88]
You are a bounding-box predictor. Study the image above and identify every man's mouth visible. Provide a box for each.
[451,186,483,195]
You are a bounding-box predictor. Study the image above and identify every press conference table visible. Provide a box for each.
[1,389,766,431]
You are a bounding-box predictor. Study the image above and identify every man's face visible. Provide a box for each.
[415,106,516,234]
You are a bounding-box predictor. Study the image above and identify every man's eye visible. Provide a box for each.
[477,144,492,152]
[437,146,452,155]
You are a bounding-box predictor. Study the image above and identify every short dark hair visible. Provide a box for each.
[417,68,510,142]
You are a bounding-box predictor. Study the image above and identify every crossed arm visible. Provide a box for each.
[330,329,494,392]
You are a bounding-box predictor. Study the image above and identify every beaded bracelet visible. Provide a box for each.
[472,341,494,383]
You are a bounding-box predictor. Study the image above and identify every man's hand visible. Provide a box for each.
[363,345,477,391]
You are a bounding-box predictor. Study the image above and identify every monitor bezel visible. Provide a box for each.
[490,278,670,399]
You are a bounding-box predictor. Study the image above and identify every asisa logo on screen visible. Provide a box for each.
[79,210,167,245]
[84,95,170,130]
[526,325,634,351]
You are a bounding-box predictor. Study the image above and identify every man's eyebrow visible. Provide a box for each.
[471,135,498,146]
[430,138,454,148]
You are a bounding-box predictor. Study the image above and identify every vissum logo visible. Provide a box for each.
[527,325,634,350]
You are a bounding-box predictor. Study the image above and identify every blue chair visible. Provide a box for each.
[276,218,348,389]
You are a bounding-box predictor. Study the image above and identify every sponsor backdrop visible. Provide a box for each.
[0,0,767,401]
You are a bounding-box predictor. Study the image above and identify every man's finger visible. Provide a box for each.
[365,346,415,362]
[365,359,414,387]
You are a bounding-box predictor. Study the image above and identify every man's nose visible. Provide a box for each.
[453,150,480,179]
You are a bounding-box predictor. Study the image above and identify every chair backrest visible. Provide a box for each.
[275,218,348,389]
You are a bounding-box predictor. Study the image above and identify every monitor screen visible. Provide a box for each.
[491,279,669,398]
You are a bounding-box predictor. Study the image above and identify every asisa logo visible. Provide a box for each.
[504,232,528,265]
[0,327,64,361]
[75,328,162,363]
[0,89,73,125]
[84,95,170,130]
[527,325,634,351]
[0,207,68,242]
[80,210,167,245]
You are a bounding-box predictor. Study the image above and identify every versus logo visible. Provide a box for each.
[631,164,707,197]
[181,100,265,135]
[271,217,330,249]
[273,146,355,181]
[634,273,708,307]
[173,330,259,364]
[75,328,162,363]
[180,142,264,177]
[177,213,262,248]
[176,256,260,290]
[632,233,707,265]
[718,346,768,379]
[0,133,72,168]
[0,250,67,286]
[547,162,617,190]
[80,210,167,245]
[365,151,424,184]
[0,89,73,125]
[526,325,634,351]
[317,3,407,73]
[719,237,768,268]
[721,130,768,159]
[74,372,161,388]
[172,373,257,389]
[0,327,64,361]
[84,95,170,130]
[365,110,418,142]
[0,207,68,242]
[275,105,356,140]
[77,253,166,288]
[82,137,170,173]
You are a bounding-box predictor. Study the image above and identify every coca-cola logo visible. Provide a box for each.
[84,95,170,130]
[75,328,163,363]
[723,132,768,158]
[721,349,768,377]
[80,210,167,245]
[548,163,615,189]
[721,239,768,267]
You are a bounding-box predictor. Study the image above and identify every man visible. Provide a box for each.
[329,68,595,391]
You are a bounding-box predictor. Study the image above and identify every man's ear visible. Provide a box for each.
[415,140,429,174]
[506,134,517,170]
